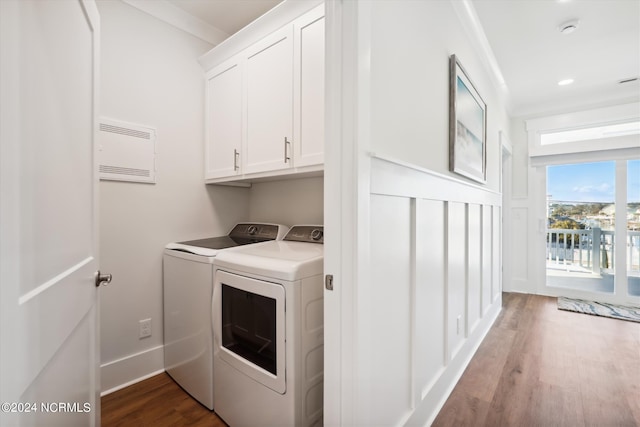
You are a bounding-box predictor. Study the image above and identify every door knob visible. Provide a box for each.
[95,271,112,287]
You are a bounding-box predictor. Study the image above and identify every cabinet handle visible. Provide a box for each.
[233,149,239,171]
[284,137,291,163]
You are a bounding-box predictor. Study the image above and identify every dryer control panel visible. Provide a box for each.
[284,225,324,243]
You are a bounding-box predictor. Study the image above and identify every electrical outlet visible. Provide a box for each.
[139,318,151,339]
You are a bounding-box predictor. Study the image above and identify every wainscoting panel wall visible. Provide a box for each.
[509,205,530,292]
[366,194,413,426]
[447,201,467,360]
[492,207,502,302]
[414,199,446,400]
[468,204,482,336]
[365,156,503,426]
[482,204,493,314]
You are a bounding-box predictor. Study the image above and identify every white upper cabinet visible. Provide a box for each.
[205,58,242,179]
[201,2,325,184]
[244,26,294,174]
[293,6,325,168]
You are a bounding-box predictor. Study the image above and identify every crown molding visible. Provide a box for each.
[451,0,510,112]
[122,0,228,46]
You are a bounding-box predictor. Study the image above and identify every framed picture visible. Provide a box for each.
[449,54,487,184]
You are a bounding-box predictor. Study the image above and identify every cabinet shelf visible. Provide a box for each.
[205,164,323,187]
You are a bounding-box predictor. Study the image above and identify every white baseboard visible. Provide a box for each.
[100,345,165,396]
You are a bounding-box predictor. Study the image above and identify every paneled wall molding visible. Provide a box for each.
[370,154,502,205]
[364,155,503,426]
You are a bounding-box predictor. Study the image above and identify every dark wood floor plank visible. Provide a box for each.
[102,373,227,427]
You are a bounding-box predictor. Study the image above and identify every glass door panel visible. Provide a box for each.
[546,161,616,293]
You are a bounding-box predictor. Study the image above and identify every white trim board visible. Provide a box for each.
[525,102,640,133]
[100,345,164,395]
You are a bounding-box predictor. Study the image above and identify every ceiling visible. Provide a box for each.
[168,0,640,118]
[167,0,282,36]
[472,0,640,117]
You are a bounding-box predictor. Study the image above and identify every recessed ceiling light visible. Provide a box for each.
[559,19,580,34]
[558,79,574,86]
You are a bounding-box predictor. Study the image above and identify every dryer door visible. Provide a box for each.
[215,270,286,394]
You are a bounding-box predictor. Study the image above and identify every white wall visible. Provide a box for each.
[97,0,250,393]
[325,1,512,425]
[248,176,324,226]
[369,0,509,192]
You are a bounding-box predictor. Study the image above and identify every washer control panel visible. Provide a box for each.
[284,225,324,244]
[229,223,282,240]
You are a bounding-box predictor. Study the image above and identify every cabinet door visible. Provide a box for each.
[293,5,325,167]
[205,58,242,179]
[244,26,293,174]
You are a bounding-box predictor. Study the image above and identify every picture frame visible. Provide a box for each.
[449,54,487,184]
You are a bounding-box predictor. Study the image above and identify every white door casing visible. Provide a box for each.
[0,1,101,426]
[323,0,371,425]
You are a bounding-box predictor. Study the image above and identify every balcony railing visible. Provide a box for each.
[546,227,640,275]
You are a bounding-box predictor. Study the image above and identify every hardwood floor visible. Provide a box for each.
[101,373,227,427]
[433,293,640,427]
[102,293,639,426]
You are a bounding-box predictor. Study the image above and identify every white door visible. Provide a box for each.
[0,1,102,426]
[244,25,294,174]
[293,5,325,168]
[205,58,243,179]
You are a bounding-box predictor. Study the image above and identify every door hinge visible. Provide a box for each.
[325,274,334,291]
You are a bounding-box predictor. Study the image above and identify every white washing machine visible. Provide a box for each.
[163,223,288,410]
[212,225,324,427]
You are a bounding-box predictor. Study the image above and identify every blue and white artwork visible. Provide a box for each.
[455,76,484,177]
[450,55,486,183]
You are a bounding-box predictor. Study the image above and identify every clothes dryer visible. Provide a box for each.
[212,225,324,427]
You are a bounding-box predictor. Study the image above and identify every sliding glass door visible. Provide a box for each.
[545,159,639,299]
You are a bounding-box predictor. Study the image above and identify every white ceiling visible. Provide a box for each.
[167,0,282,36]
[472,0,640,117]
[168,0,640,117]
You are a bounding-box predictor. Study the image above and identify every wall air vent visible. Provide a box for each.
[98,118,156,183]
